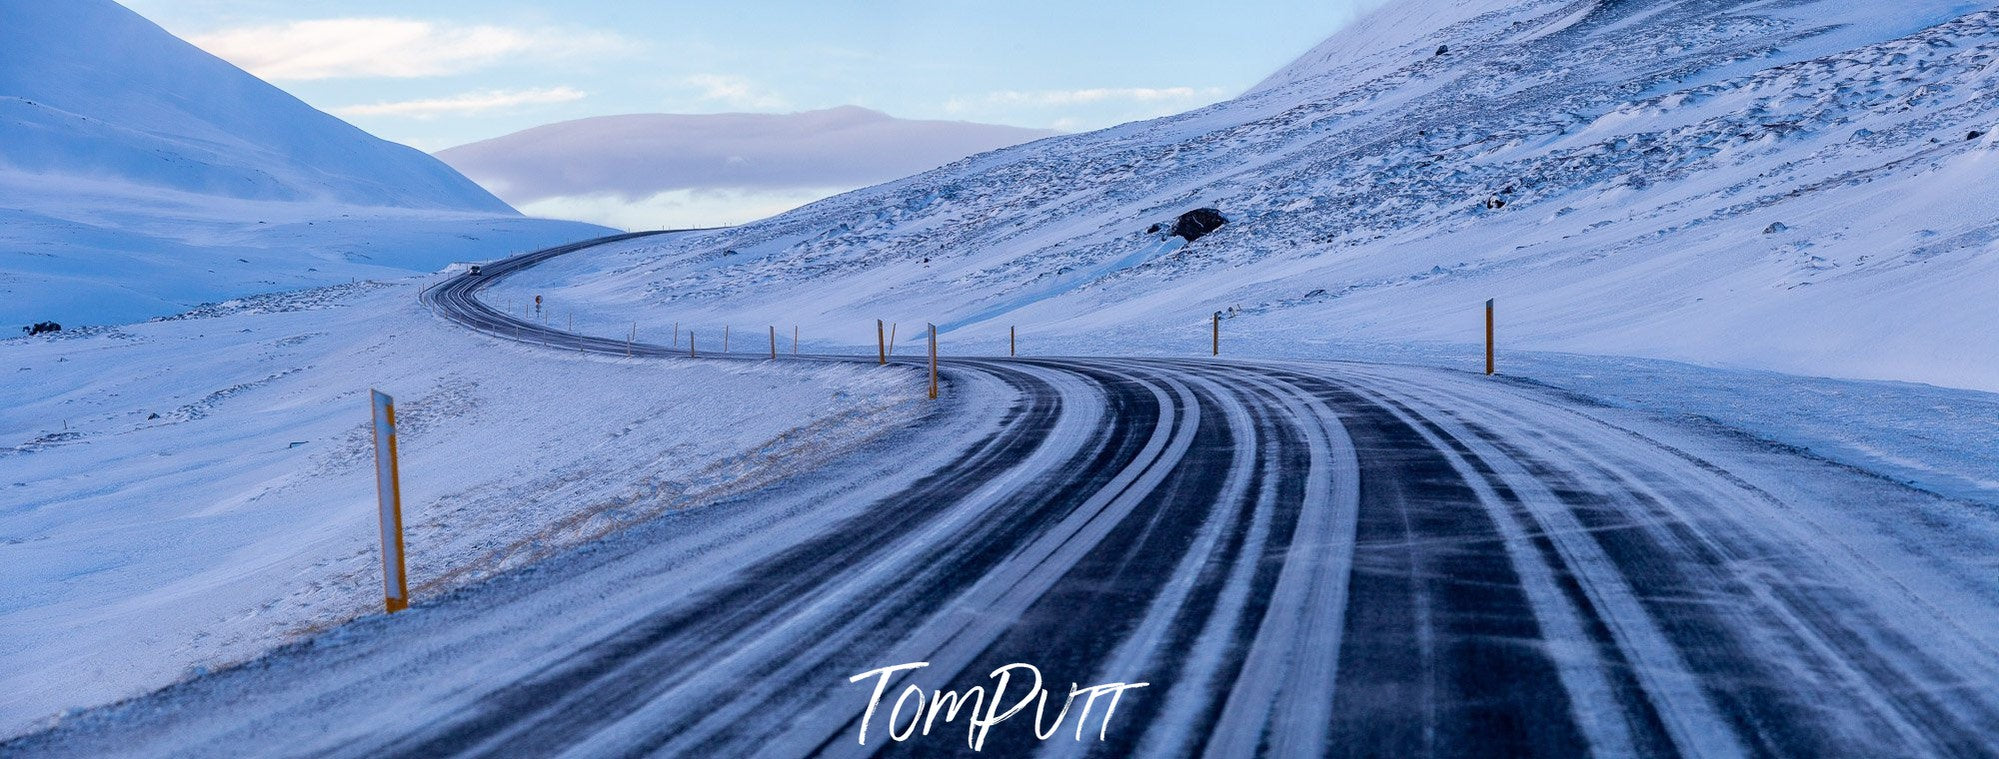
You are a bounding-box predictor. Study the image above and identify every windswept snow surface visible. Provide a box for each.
[0,274,926,739]
[0,0,609,327]
[494,0,1999,393]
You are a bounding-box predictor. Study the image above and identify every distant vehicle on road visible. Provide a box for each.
[467,265,483,275]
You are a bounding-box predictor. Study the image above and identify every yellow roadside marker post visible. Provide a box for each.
[1212,312,1221,356]
[928,323,939,400]
[769,325,777,359]
[1010,325,1016,357]
[877,319,886,365]
[369,390,409,614]
[724,326,730,353]
[689,331,696,358]
[793,325,799,355]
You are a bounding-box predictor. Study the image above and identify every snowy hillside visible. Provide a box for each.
[435,107,1058,229]
[0,276,926,739]
[0,0,609,327]
[495,0,1999,391]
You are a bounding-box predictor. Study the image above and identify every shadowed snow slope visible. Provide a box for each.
[0,0,609,327]
[495,0,1999,391]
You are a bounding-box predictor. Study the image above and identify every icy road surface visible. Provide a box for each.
[10,236,1998,758]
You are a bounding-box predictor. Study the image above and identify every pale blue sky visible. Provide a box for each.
[121,0,1384,150]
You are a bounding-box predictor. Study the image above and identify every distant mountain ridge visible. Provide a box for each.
[434,107,1057,227]
[438,107,1057,202]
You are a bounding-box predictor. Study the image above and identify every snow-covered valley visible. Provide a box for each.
[10,0,1999,753]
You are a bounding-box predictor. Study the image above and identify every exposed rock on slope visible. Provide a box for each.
[1170,208,1230,242]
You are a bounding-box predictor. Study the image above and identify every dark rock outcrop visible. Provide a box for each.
[22,321,61,336]
[1170,208,1228,242]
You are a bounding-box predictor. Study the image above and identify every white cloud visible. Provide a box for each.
[333,87,587,119]
[679,74,789,110]
[189,18,629,81]
[520,187,853,230]
[950,86,1229,109]
[941,86,1232,131]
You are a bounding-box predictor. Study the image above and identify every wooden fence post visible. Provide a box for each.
[877,319,886,365]
[1485,299,1496,376]
[1212,312,1220,356]
[769,325,777,359]
[928,323,939,400]
[1010,325,1016,357]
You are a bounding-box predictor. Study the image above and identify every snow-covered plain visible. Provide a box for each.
[0,277,926,739]
[0,172,610,327]
[0,0,609,327]
[491,0,1999,392]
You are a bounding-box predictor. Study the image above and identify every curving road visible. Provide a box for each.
[11,234,1999,758]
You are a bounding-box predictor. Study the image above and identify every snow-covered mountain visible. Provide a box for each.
[497,0,1999,391]
[0,0,608,327]
[435,107,1057,229]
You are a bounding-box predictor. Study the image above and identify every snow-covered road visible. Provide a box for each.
[12,238,1998,757]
